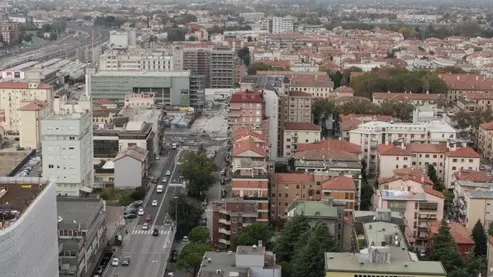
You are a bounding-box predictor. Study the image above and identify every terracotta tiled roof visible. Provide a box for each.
[379,169,434,186]
[0,82,52,89]
[230,90,264,103]
[18,100,48,111]
[446,147,480,158]
[406,143,449,153]
[430,221,474,245]
[297,139,361,154]
[480,121,493,130]
[272,173,314,183]
[288,91,312,97]
[233,137,267,157]
[284,122,321,131]
[321,176,355,191]
[438,74,493,91]
[96,99,114,105]
[377,144,411,156]
[334,86,354,93]
[423,185,445,199]
[373,92,443,101]
[454,169,491,182]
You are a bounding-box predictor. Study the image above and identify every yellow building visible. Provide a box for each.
[325,221,447,277]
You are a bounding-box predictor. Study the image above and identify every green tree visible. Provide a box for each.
[360,182,374,210]
[188,226,210,243]
[329,71,343,88]
[169,193,204,238]
[237,46,251,66]
[131,186,146,200]
[312,98,335,126]
[274,214,311,262]
[292,222,337,277]
[461,253,488,277]
[342,66,363,86]
[337,98,379,115]
[177,243,214,276]
[427,164,445,191]
[247,63,283,75]
[430,221,463,273]
[232,223,272,248]
[435,66,467,74]
[180,148,217,200]
[472,220,488,257]
[488,221,493,236]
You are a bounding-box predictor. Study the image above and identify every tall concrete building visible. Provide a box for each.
[109,30,136,50]
[268,17,294,34]
[99,49,174,71]
[41,111,94,196]
[210,45,238,88]
[0,177,59,277]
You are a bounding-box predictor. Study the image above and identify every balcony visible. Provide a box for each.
[418,213,437,221]
[218,228,231,235]
[229,114,240,118]
[218,238,231,245]
[218,219,231,225]
[229,106,241,110]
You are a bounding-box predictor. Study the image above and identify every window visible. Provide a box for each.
[453,159,457,162]
[48,165,54,168]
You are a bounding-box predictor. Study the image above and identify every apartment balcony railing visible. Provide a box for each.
[218,239,231,245]
[218,228,231,235]
[218,219,231,225]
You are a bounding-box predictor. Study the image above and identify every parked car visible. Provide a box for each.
[182,236,189,243]
[124,213,137,219]
[137,209,145,216]
[111,258,119,267]
[131,200,143,207]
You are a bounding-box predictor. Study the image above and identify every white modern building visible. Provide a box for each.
[99,50,174,71]
[41,111,94,196]
[268,17,294,34]
[239,12,265,22]
[0,177,59,277]
[349,120,456,163]
[109,30,136,50]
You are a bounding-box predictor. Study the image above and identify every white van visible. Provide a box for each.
[171,143,177,149]
[156,185,163,193]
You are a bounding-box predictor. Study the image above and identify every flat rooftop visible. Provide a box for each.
[0,177,52,230]
[0,150,31,176]
[94,70,191,77]
[198,252,248,277]
[56,197,103,227]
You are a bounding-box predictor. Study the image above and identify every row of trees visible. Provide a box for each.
[312,98,416,123]
[431,220,487,277]
[247,62,285,75]
[349,68,449,99]
[176,226,214,276]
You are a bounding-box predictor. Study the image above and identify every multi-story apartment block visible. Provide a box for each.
[372,91,445,106]
[124,92,155,108]
[444,147,480,189]
[453,179,493,220]
[239,12,265,22]
[229,90,264,126]
[340,114,393,141]
[210,45,238,88]
[0,21,20,44]
[374,173,444,250]
[18,100,51,149]
[478,121,493,159]
[283,122,321,156]
[321,176,357,216]
[349,120,456,166]
[99,50,173,71]
[0,81,53,134]
[459,189,493,231]
[41,111,94,196]
[280,91,312,123]
[288,73,334,98]
[325,220,447,277]
[268,17,294,34]
[211,198,269,249]
[0,177,59,277]
[57,197,107,277]
[108,30,136,50]
[376,144,412,178]
[457,93,493,112]
[270,173,315,220]
[438,73,493,102]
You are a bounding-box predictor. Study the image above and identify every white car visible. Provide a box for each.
[137,208,144,216]
[111,257,119,267]
[142,223,149,230]
[152,200,158,207]
[162,178,168,183]
[182,236,189,243]
[165,170,171,176]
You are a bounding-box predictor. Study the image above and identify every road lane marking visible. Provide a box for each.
[152,150,182,230]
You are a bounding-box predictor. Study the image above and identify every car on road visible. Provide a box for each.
[170,250,178,262]
[152,200,158,206]
[124,213,137,219]
[145,214,152,222]
[137,208,144,216]
[111,258,119,267]
[168,272,175,277]
[156,184,163,193]
[122,256,131,266]
[182,236,189,243]
[155,156,160,160]
[162,177,168,183]
[165,170,171,176]
[142,223,149,230]
[152,228,159,236]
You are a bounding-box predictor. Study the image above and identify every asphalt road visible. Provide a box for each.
[106,149,185,277]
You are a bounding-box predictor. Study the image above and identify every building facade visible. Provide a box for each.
[113,146,148,188]
[268,17,294,34]
[87,70,191,106]
[229,90,265,126]
[18,100,51,149]
[210,45,238,88]
[0,177,59,277]
[99,50,173,71]
[41,111,94,196]
[57,197,107,277]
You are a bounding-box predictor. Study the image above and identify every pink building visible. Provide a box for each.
[375,171,444,251]
[229,90,264,126]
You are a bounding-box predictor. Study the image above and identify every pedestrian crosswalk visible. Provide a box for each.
[132,229,171,235]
